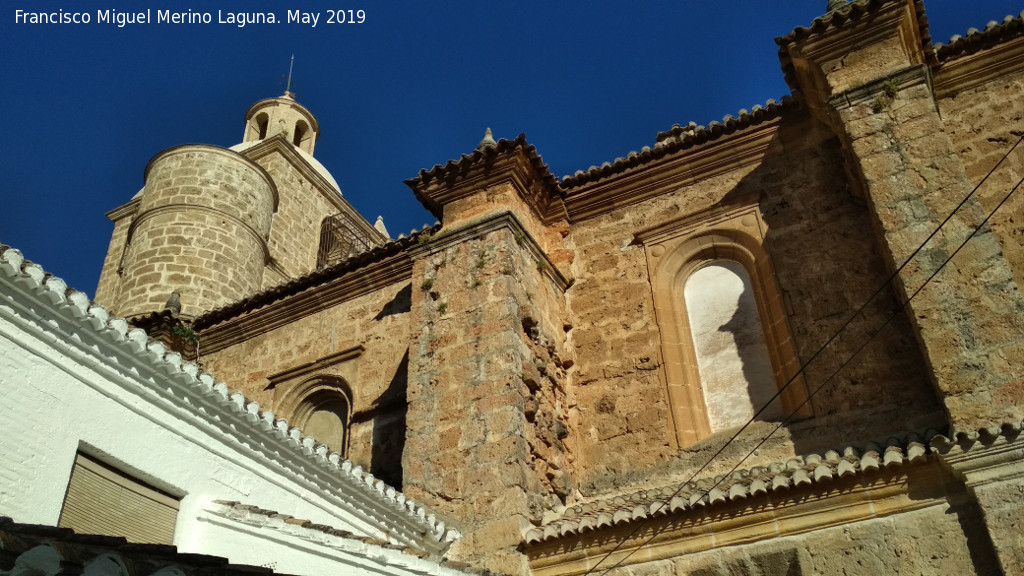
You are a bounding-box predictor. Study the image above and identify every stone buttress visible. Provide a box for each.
[403,135,575,576]
[780,1,1024,572]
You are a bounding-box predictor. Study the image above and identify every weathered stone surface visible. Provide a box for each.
[84,6,1024,574]
[939,67,1024,293]
[114,147,276,318]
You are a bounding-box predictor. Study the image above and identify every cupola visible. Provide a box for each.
[243,92,320,155]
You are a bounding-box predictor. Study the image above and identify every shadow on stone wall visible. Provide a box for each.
[717,283,786,427]
[713,110,944,457]
[371,349,408,489]
[375,283,412,320]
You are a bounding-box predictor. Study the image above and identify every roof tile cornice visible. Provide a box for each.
[405,134,560,219]
[194,223,439,329]
[775,0,932,49]
[207,502,505,576]
[934,11,1024,63]
[775,0,936,93]
[0,244,456,553]
[558,97,797,192]
[523,428,939,545]
[929,420,1024,455]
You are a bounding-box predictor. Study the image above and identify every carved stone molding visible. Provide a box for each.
[637,201,810,447]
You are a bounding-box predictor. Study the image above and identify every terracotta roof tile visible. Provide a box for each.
[404,134,560,220]
[193,223,439,328]
[558,97,798,191]
[775,0,931,47]
[775,0,936,92]
[0,243,457,552]
[522,428,943,544]
[929,420,1024,453]
[934,11,1024,62]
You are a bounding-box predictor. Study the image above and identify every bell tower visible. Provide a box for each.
[243,92,320,154]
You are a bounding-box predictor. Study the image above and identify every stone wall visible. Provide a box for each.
[254,153,340,283]
[563,114,941,495]
[403,217,571,576]
[598,503,996,576]
[199,277,413,487]
[116,146,274,318]
[939,67,1024,290]
[94,209,133,307]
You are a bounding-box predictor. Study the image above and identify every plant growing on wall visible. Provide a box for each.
[172,324,202,367]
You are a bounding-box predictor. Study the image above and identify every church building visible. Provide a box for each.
[3,1,1024,575]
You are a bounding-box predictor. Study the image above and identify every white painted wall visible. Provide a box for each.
[195,505,472,576]
[684,260,783,430]
[0,249,454,575]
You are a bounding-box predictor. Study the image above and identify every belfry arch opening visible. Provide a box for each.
[246,111,270,140]
[293,120,308,148]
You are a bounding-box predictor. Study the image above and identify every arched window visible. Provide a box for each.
[641,203,811,446]
[279,376,353,456]
[244,112,270,143]
[293,120,308,148]
[256,113,269,139]
[684,260,785,431]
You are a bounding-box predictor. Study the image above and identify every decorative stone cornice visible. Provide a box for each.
[558,97,797,198]
[104,197,140,222]
[0,244,458,555]
[195,224,437,331]
[405,134,566,225]
[827,64,933,111]
[410,210,571,292]
[197,250,414,354]
[777,0,934,121]
[776,0,936,91]
[930,421,1024,487]
[266,345,365,390]
[934,33,1024,98]
[561,115,787,222]
[144,144,280,213]
[633,195,763,245]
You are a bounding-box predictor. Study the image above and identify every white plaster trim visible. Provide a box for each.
[523,429,936,544]
[199,502,478,576]
[0,245,458,555]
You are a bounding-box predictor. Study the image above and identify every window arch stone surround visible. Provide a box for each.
[638,202,811,447]
[276,375,354,456]
[265,345,363,457]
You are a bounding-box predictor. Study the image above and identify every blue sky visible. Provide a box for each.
[1,0,1021,296]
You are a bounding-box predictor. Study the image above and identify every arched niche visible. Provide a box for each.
[642,203,811,446]
[279,376,353,456]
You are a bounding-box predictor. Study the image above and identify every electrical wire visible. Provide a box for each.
[579,133,1024,575]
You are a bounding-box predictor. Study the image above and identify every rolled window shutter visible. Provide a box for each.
[58,454,179,545]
